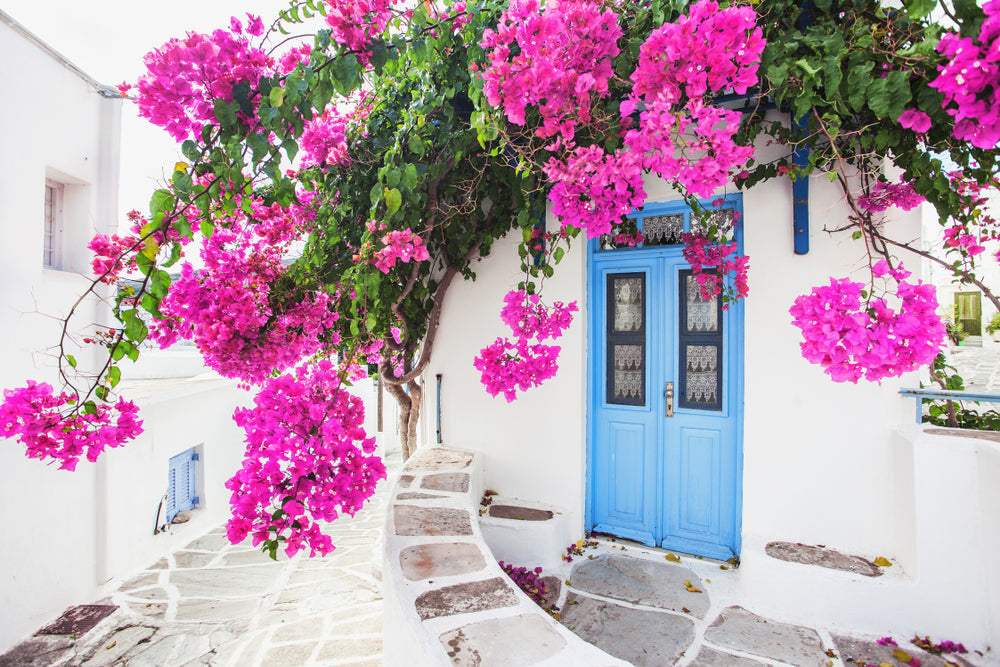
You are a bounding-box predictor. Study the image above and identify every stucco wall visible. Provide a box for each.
[425,231,589,534]
[0,14,126,653]
[429,166,920,555]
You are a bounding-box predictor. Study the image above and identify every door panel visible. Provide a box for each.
[589,198,743,559]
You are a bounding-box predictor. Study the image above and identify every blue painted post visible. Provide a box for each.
[436,373,442,444]
[792,113,810,255]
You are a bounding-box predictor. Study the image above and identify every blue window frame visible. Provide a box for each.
[166,448,199,522]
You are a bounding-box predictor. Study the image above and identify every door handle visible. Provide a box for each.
[665,382,674,418]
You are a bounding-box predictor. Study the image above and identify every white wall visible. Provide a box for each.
[425,232,588,533]
[0,13,125,653]
[429,161,921,555]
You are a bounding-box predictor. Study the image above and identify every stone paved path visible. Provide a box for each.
[944,344,1000,392]
[555,547,982,667]
[0,452,401,667]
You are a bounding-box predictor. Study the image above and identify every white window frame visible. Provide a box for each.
[43,179,64,269]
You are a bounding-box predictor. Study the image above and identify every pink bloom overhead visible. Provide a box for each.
[88,233,140,285]
[682,232,749,305]
[0,382,142,471]
[226,360,386,557]
[134,22,275,142]
[299,107,351,169]
[480,0,622,140]
[622,0,764,197]
[323,0,392,64]
[789,265,945,383]
[149,198,338,383]
[930,1,1000,149]
[475,290,578,401]
[372,228,430,273]
[857,179,925,213]
[544,145,646,238]
[500,289,578,341]
[897,109,932,133]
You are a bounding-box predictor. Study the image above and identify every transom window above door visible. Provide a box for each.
[597,201,739,252]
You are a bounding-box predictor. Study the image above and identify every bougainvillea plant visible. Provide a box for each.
[3,0,1000,556]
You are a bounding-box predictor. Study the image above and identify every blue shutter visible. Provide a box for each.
[167,448,198,522]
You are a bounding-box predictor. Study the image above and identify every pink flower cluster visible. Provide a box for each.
[789,261,944,383]
[323,0,392,64]
[226,360,386,557]
[299,108,351,169]
[544,147,646,238]
[475,290,578,402]
[856,179,925,213]
[500,289,576,340]
[372,228,431,273]
[0,381,143,472]
[480,0,622,140]
[682,233,749,304]
[930,0,1000,149]
[88,233,140,285]
[621,0,764,197]
[134,17,275,142]
[150,204,338,383]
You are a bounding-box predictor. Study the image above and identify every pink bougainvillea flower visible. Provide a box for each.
[789,265,944,383]
[897,109,932,133]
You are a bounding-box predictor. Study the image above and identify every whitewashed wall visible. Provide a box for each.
[0,12,123,653]
[420,137,998,642]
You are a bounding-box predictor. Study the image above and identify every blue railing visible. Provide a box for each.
[899,388,1000,424]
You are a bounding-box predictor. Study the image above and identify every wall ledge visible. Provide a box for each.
[382,446,625,666]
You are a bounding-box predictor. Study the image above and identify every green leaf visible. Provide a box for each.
[172,169,192,194]
[902,0,936,18]
[408,134,425,157]
[847,62,875,112]
[213,99,239,130]
[121,309,148,344]
[866,71,912,119]
[385,168,401,188]
[106,366,121,388]
[150,189,174,217]
[66,354,77,368]
[385,187,402,216]
[95,385,109,401]
[553,247,565,264]
[403,163,418,190]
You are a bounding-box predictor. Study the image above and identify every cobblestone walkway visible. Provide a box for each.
[557,549,984,667]
[943,344,1000,392]
[0,453,400,667]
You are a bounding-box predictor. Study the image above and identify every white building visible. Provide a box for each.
[0,12,254,653]
[420,138,1000,651]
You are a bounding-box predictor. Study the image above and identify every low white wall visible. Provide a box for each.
[736,426,999,651]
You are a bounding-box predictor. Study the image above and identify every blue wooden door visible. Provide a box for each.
[588,197,743,560]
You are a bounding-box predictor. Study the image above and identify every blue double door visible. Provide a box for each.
[589,234,743,560]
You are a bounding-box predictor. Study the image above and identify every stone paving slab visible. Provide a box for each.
[440,614,567,666]
[407,448,474,472]
[569,553,710,618]
[704,605,829,667]
[766,541,882,577]
[832,634,973,667]
[421,472,470,493]
[558,592,695,666]
[687,645,768,666]
[415,577,519,620]
[400,542,487,580]
[394,505,473,536]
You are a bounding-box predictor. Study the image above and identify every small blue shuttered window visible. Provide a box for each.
[166,448,199,522]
